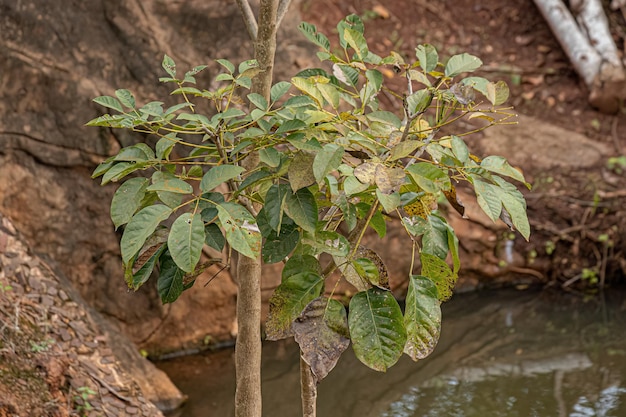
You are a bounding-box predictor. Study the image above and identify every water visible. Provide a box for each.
[157,290,626,417]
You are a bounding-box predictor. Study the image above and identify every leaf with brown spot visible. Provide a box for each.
[443,185,466,218]
[293,297,350,383]
[353,161,379,185]
[403,194,438,219]
[288,151,317,191]
[374,165,405,194]
[132,228,169,274]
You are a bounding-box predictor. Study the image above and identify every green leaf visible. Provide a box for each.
[291,77,324,106]
[101,162,146,185]
[276,118,307,135]
[288,152,317,191]
[376,189,401,213]
[404,275,441,361]
[306,231,350,257]
[93,96,124,113]
[156,136,176,160]
[265,184,291,232]
[271,81,292,102]
[293,297,350,382]
[200,165,245,192]
[353,258,380,287]
[450,135,469,164]
[389,140,423,161]
[110,178,149,229]
[313,144,344,184]
[140,101,164,117]
[461,76,490,96]
[367,111,402,129]
[265,271,324,340]
[473,178,502,222]
[406,89,433,116]
[126,231,167,290]
[415,44,439,73]
[239,169,272,192]
[370,209,387,238]
[157,252,185,304]
[146,177,193,194]
[162,54,177,78]
[168,213,205,273]
[115,89,136,109]
[262,222,300,264]
[247,93,268,110]
[216,59,235,74]
[216,202,261,259]
[337,14,365,48]
[481,156,529,187]
[344,175,369,196]
[284,188,318,234]
[494,177,531,240]
[349,288,407,372]
[343,27,368,59]
[113,145,153,162]
[204,223,225,252]
[406,162,451,193]
[420,252,457,302]
[333,64,360,87]
[408,215,449,260]
[92,159,115,178]
[259,147,281,168]
[283,254,321,280]
[444,53,482,77]
[120,205,172,264]
[317,82,340,109]
[298,22,331,50]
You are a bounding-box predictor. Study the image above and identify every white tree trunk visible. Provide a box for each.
[533,0,626,113]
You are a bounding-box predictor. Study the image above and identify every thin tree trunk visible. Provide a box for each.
[251,0,278,100]
[235,253,263,417]
[234,2,280,417]
[300,355,317,417]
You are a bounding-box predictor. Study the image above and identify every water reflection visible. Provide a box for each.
[157,290,626,417]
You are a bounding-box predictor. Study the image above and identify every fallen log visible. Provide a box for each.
[533,0,626,113]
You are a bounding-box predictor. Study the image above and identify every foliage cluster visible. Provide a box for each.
[88,15,529,377]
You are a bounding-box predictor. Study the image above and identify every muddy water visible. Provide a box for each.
[157,290,626,417]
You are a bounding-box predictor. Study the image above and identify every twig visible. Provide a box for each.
[235,0,258,41]
[611,114,621,153]
[596,189,626,199]
[87,370,133,403]
[507,266,545,280]
[137,304,172,344]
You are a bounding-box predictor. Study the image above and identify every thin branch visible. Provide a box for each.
[276,0,292,28]
[235,0,259,41]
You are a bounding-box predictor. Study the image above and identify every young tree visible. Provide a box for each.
[88,11,529,417]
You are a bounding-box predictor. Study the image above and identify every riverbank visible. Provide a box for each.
[0,214,184,416]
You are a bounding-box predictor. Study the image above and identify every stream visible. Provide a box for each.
[157,289,626,417]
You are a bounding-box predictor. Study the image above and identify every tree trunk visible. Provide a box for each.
[234,1,279,417]
[300,356,317,417]
[235,253,263,417]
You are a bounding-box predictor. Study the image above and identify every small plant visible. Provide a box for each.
[29,338,55,353]
[606,155,626,174]
[73,386,97,415]
[88,13,530,417]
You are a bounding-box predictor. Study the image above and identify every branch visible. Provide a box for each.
[235,0,259,41]
[276,0,292,28]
